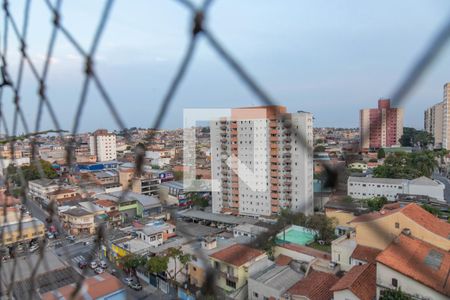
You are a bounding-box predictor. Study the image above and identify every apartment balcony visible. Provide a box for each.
[283,153,291,158]
[230,123,238,130]
[285,195,292,200]
[271,178,279,185]
[231,137,238,143]
[271,199,279,206]
[270,129,279,135]
[220,138,228,143]
[283,158,292,164]
[283,121,292,128]
[284,129,292,135]
[284,166,292,172]
[284,174,292,179]
[220,125,227,130]
[270,171,279,177]
[231,145,238,151]
[284,137,292,143]
[270,136,278,142]
[270,143,278,149]
[269,121,277,128]
[222,182,229,188]
[232,182,239,188]
[271,193,279,199]
[218,270,238,281]
[270,149,279,155]
[222,195,229,201]
[284,181,292,186]
[271,206,279,213]
[221,169,229,175]
[284,145,291,150]
[270,157,279,163]
[230,202,239,209]
[221,144,228,150]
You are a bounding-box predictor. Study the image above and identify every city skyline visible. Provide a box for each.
[0,0,449,133]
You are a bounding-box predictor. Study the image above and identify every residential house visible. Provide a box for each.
[209,244,271,300]
[350,203,450,250]
[137,220,176,247]
[330,263,376,300]
[1,217,45,246]
[282,269,339,300]
[248,264,303,300]
[376,234,450,299]
[233,224,269,240]
[60,207,95,235]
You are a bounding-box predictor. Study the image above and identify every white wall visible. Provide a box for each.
[376,263,448,300]
[333,290,359,300]
[408,182,444,201]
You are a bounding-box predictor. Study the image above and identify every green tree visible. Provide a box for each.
[373,151,437,179]
[366,196,388,211]
[421,204,441,217]
[166,247,191,283]
[190,193,208,208]
[6,160,58,186]
[173,171,183,181]
[314,145,326,153]
[377,148,386,159]
[307,214,336,243]
[146,255,169,274]
[121,254,146,282]
[399,127,433,148]
[380,288,412,299]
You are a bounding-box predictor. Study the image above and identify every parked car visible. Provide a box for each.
[94,267,104,274]
[123,277,133,284]
[47,232,55,239]
[90,261,98,269]
[99,261,107,269]
[128,281,142,291]
[78,261,88,269]
[66,235,76,242]
[29,244,39,253]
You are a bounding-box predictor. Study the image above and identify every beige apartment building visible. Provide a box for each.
[425,82,450,148]
[210,106,314,217]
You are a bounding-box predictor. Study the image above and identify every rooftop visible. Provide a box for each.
[330,263,376,300]
[348,176,407,185]
[409,176,443,187]
[99,191,161,208]
[287,269,339,300]
[350,245,381,263]
[177,208,259,225]
[94,199,117,207]
[250,264,303,293]
[61,207,93,217]
[277,243,331,260]
[29,178,59,187]
[376,234,450,296]
[209,244,265,267]
[351,203,450,239]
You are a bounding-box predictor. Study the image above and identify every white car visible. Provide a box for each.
[90,261,98,269]
[94,267,104,274]
[29,244,39,252]
[123,277,133,284]
[99,261,107,269]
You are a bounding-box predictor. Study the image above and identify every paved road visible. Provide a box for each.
[432,173,450,204]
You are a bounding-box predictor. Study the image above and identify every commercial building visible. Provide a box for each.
[118,163,160,196]
[60,207,95,235]
[210,106,313,217]
[159,181,189,206]
[0,217,45,246]
[347,176,445,202]
[89,129,117,162]
[360,99,403,151]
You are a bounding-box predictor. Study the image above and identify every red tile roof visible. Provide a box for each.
[376,234,450,296]
[330,263,376,300]
[94,199,117,207]
[275,254,292,266]
[278,243,331,260]
[351,203,450,239]
[350,245,381,263]
[209,244,265,267]
[287,270,339,300]
[41,273,124,300]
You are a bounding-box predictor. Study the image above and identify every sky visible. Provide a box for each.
[2,0,450,134]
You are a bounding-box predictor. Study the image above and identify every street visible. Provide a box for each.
[432,172,450,204]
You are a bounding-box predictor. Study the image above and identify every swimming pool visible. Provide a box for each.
[276,225,317,245]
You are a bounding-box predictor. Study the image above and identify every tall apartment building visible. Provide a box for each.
[360,99,403,151]
[89,129,117,162]
[210,106,313,217]
[424,101,444,147]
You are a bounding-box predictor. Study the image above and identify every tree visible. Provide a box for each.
[146,255,169,275]
[121,254,146,282]
[307,214,336,243]
[173,171,183,181]
[6,160,58,186]
[313,145,326,153]
[166,247,191,284]
[421,204,441,217]
[190,193,208,208]
[366,196,388,211]
[380,288,412,299]
[399,127,433,148]
[377,148,385,159]
[373,151,437,179]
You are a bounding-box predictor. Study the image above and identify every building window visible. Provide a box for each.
[214,261,220,270]
[253,292,259,298]
[392,278,398,287]
[395,222,399,229]
[226,279,236,289]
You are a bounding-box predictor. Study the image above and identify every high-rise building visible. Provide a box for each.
[360,99,403,151]
[424,101,444,148]
[440,83,450,149]
[210,106,313,217]
[89,129,117,162]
